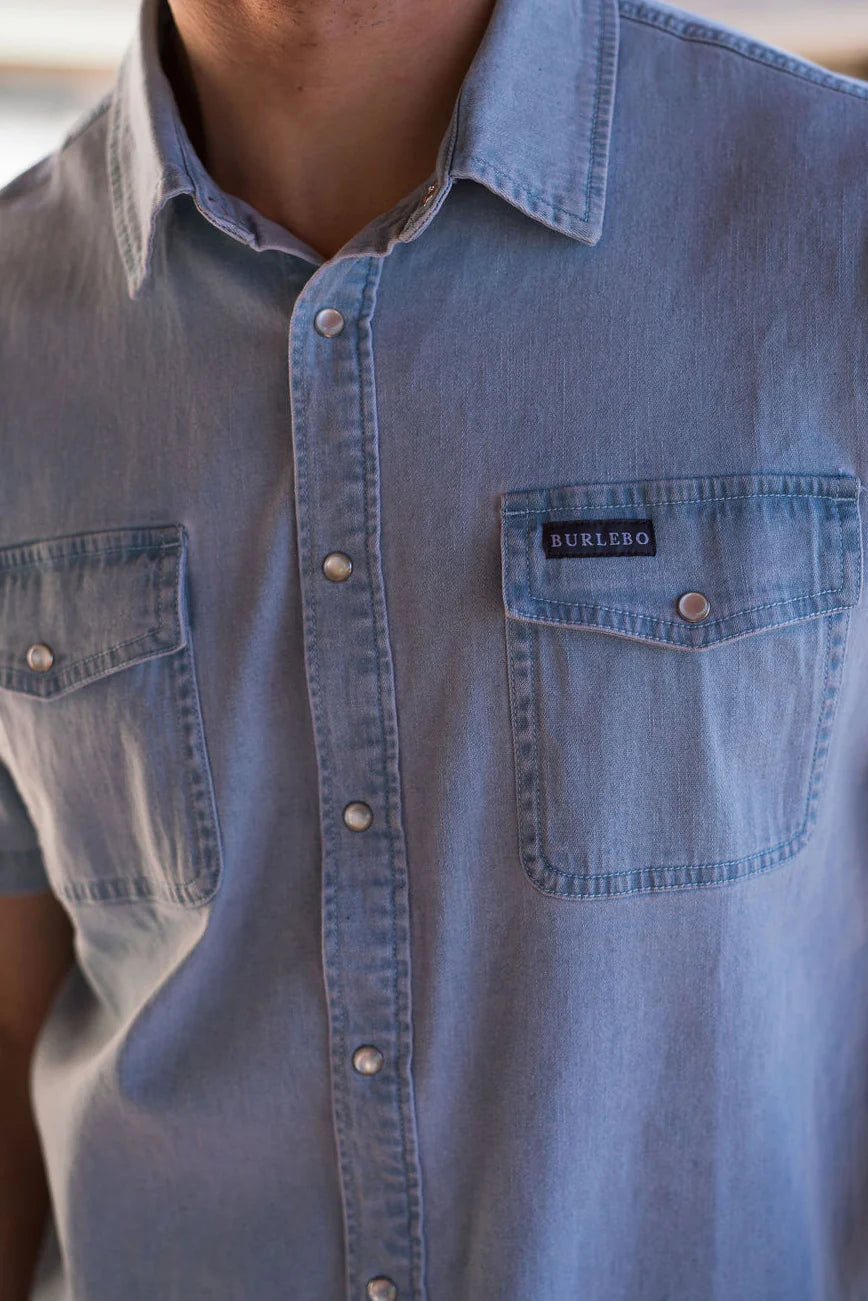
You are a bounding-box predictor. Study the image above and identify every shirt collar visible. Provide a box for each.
[108,0,620,298]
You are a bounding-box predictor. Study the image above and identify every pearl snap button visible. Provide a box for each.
[352,1045,384,1076]
[343,801,373,832]
[676,592,711,622]
[313,307,345,337]
[322,551,353,582]
[26,642,55,672]
[366,1279,398,1301]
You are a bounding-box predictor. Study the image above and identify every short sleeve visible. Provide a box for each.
[0,758,51,895]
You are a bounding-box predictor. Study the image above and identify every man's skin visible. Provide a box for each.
[164,0,498,260]
[0,894,74,1301]
[0,3,497,1296]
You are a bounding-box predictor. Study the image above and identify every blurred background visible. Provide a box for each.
[1,0,867,188]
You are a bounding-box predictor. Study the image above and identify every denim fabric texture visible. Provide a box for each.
[1,0,867,1296]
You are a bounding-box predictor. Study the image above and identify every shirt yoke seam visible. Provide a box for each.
[0,93,113,207]
[60,91,113,149]
[618,1,868,105]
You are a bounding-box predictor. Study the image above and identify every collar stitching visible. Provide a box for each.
[462,154,593,224]
[107,89,138,280]
[583,0,616,218]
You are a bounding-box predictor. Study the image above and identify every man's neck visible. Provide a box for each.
[163,0,497,260]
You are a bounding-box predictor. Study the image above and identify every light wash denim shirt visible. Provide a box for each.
[1,0,867,1296]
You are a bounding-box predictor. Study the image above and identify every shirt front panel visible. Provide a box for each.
[375,171,868,1296]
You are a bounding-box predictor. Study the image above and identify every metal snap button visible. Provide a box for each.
[322,551,353,582]
[400,182,439,237]
[676,592,711,622]
[26,642,55,672]
[352,1045,384,1076]
[313,307,345,338]
[343,801,373,832]
[366,1279,398,1301]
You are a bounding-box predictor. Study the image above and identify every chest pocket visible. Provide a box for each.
[500,472,862,899]
[0,524,222,907]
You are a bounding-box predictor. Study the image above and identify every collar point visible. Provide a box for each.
[116,240,149,298]
[525,197,606,248]
[571,214,606,247]
[126,272,147,300]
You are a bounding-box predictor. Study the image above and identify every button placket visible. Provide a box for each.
[289,260,425,1299]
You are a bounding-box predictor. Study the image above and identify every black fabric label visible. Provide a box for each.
[541,518,656,558]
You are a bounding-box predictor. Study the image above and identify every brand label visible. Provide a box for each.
[541,518,656,558]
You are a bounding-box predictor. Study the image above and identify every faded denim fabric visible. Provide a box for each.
[1,0,867,1296]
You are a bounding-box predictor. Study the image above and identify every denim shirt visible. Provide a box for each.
[1,0,867,1296]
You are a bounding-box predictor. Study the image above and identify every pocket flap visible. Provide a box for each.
[501,473,862,649]
[0,525,187,698]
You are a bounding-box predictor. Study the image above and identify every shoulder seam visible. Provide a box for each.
[618,1,868,104]
[0,91,113,205]
[59,90,113,149]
